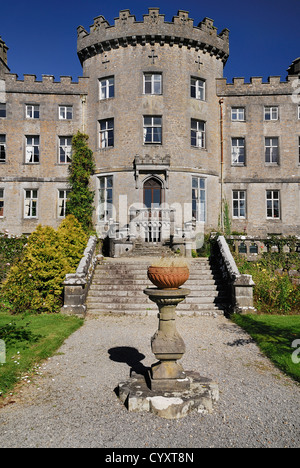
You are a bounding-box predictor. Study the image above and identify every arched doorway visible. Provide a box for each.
[143,177,162,242]
[143,177,162,208]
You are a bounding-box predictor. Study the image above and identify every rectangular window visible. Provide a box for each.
[99,176,113,222]
[143,73,162,95]
[232,190,246,218]
[191,119,206,148]
[298,106,300,119]
[99,76,114,100]
[231,138,245,165]
[0,189,4,217]
[26,104,40,119]
[265,137,279,164]
[299,136,300,164]
[59,105,73,120]
[266,190,280,219]
[264,106,279,121]
[191,78,205,101]
[0,104,6,118]
[192,177,206,222]
[59,136,72,163]
[231,107,245,121]
[25,136,40,163]
[143,116,162,144]
[99,119,114,148]
[58,190,70,218]
[24,189,38,218]
[0,135,6,163]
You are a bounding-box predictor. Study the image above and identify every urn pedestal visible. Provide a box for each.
[116,269,219,419]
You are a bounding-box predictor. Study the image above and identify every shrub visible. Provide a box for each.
[235,253,300,314]
[0,234,28,282]
[0,215,88,314]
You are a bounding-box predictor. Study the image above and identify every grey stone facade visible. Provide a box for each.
[0,8,299,247]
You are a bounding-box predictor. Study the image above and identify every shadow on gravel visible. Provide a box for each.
[108,346,151,390]
[225,338,255,347]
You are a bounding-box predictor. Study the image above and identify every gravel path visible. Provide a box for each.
[0,314,299,448]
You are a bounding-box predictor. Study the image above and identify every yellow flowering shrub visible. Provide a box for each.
[1,215,88,314]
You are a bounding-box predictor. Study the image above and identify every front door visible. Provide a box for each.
[143,178,162,242]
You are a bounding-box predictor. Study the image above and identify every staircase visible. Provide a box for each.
[86,257,229,316]
[123,240,173,257]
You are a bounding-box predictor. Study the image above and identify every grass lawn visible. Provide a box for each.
[0,310,83,398]
[231,314,300,383]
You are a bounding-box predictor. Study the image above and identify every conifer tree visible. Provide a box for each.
[66,131,96,232]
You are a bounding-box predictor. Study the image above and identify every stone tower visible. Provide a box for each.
[0,37,9,78]
[77,8,229,253]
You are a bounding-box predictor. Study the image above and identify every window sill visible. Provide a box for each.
[191,146,206,151]
[231,163,246,167]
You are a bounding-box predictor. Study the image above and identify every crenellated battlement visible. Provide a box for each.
[77,8,229,64]
[4,73,89,94]
[216,75,299,96]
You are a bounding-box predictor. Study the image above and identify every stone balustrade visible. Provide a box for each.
[212,235,256,314]
[61,236,100,316]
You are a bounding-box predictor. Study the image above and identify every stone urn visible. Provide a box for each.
[147,258,189,289]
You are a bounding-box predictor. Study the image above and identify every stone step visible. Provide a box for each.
[87,295,225,305]
[89,283,223,293]
[87,304,225,316]
[91,278,221,287]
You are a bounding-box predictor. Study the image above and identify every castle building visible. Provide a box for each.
[0,9,299,254]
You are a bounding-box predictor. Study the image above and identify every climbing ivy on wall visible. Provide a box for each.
[66,131,96,233]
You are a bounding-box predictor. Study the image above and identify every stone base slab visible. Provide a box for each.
[117,370,219,419]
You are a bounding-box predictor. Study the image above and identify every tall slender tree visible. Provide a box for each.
[66,131,96,232]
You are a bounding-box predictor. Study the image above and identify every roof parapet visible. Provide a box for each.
[77,8,229,65]
[216,75,298,96]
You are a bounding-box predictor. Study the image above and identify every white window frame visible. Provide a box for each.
[25,136,40,164]
[59,136,72,164]
[192,177,206,222]
[298,105,300,119]
[231,107,245,121]
[143,73,162,95]
[0,188,4,218]
[191,119,206,148]
[191,77,205,101]
[26,104,40,119]
[99,76,114,100]
[266,190,280,219]
[143,116,162,144]
[231,138,245,165]
[24,189,38,219]
[0,135,6,163]
[264,106,279,121]
[232,190,246,219]
[58,189,70,218]
[265,137,279,164]
[59,105,73,120]
[99,175,113,222]
[99,119,114,148]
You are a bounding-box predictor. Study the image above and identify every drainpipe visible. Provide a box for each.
[219,98,224,232]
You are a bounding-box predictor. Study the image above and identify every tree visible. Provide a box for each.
[66,131,96,232]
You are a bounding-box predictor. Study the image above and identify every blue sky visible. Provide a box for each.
[1,0,299,82]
